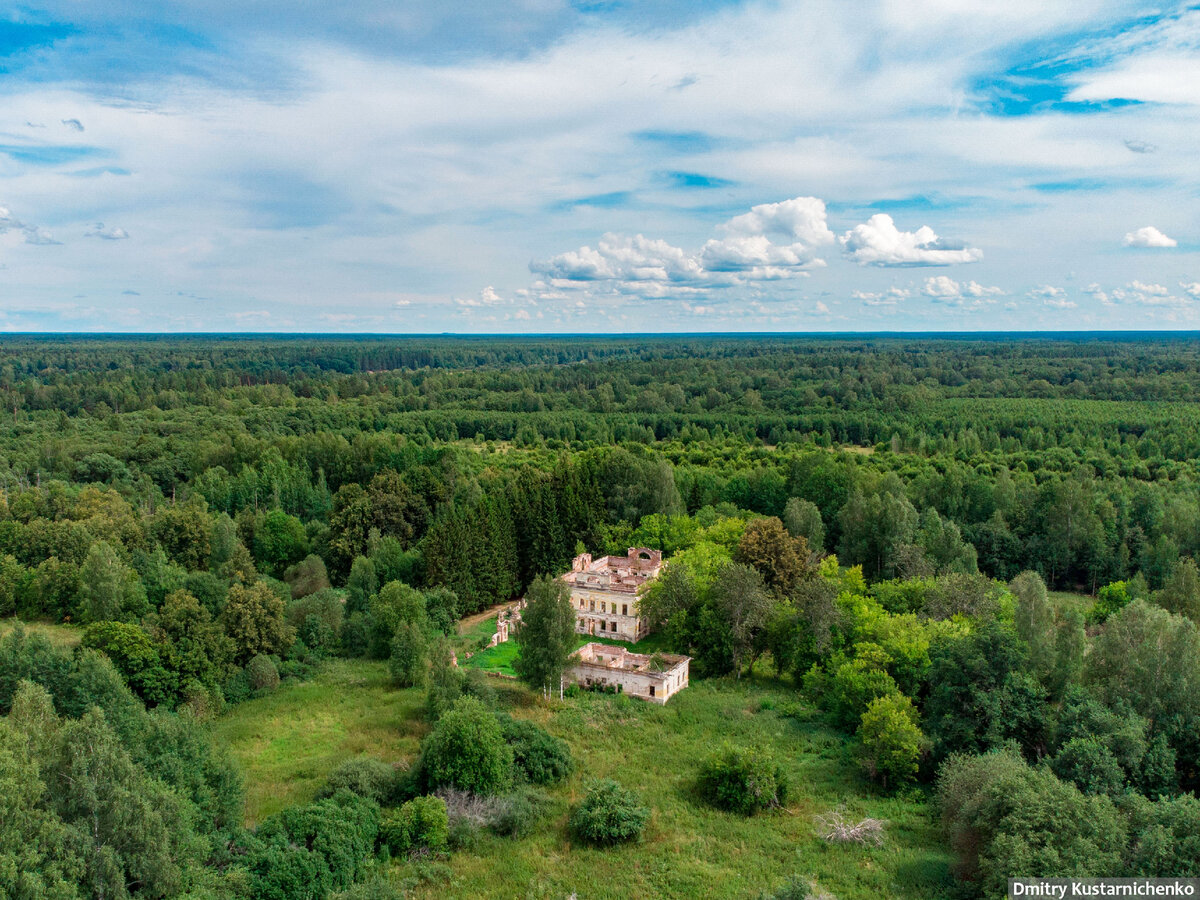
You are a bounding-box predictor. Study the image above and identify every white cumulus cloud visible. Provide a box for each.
[840,214,982,267]
[1123,226,1177,248]
[701,196,834,272]
[532,195,835,297]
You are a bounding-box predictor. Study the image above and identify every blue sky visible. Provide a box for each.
[0,0,1197,332]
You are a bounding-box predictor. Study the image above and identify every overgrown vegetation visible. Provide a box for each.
[4,335,1200,897]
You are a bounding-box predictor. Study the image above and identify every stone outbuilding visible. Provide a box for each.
[565,642,690,704]
[562,548,663,642]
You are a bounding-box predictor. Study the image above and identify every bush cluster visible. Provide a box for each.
[569,779,650,846]
[379,795,449,856]
[697,745,788,815]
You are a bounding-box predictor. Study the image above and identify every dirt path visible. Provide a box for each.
[457,600,518,634]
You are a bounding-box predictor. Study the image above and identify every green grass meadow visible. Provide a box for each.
[1048,590,1094,617]
[0,617,82,649]
[212,655,953,899]
[209,660,429,825]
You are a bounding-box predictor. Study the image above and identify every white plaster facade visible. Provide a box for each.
[565,642,690,704]
[562,548,662,642]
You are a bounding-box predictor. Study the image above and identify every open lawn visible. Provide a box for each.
[400,676,954,900]
[208,659,428,825]
[0,618,83,649]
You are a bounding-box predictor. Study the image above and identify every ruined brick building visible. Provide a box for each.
[566,642,690,704]
[562,548,663,642]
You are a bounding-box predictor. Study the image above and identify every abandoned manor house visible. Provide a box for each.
[563,547,663,642]
[560,547,691,703]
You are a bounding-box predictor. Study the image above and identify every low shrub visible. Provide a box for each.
[447,817,480,851]
[760,879,837,900]
[246,654,280,692]
[223,668,252,704]
[284,555,332,599]
[330,875,406,900]
[317,757,398,805]
[500,715,572,785]
[249,789,381,898]
[697,744,788,815]
[460,667,496,705]
[277,656,314,681]
[569,779,649,846]
[379,795,449,855]
[491,786,551,838]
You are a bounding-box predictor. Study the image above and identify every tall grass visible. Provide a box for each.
[214,653,954,897]
[0,617,82,649]
[209,659,428,824]
[408,677,953,899]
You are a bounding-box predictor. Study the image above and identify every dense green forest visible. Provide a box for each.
[2,335,1199,899]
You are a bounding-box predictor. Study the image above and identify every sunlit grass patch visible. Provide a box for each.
[0,617,82,649]
[209,659,428,824]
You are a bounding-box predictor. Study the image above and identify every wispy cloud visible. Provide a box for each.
[853,287,910,307]
[0,205,61,245]
[1028,285,1075,309]
[1087,281,1193,308]
[85,223,130,240]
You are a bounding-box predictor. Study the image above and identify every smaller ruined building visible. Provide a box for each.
[563,548,663,642]
[566,642,690,704]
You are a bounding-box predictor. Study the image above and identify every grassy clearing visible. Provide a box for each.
[404,677,953,900]
[212,654,953,898]
[461,636,521,677]
[1049,590,1094,617]
[0,617,82,649]
[208,659,428,825]
[453,614,500,658]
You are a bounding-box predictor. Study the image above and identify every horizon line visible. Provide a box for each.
[2,329,1200,340]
